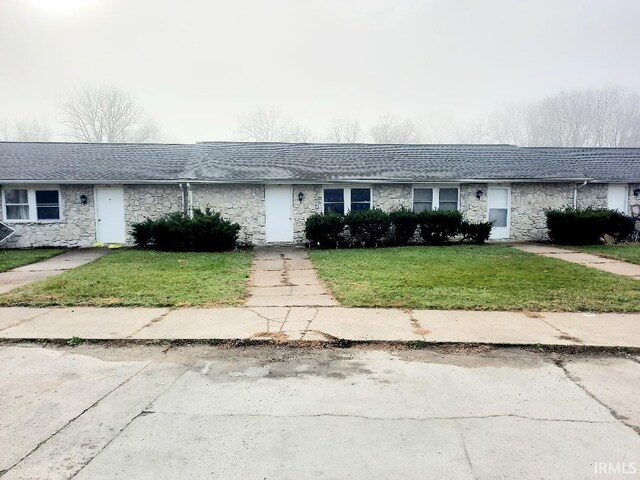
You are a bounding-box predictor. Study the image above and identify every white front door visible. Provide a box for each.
[95,186,126,244]
[607,184,628,213]
[265,185,293,243]
[488,186,511,239]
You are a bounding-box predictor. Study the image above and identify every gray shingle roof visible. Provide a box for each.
[1,141,639,183]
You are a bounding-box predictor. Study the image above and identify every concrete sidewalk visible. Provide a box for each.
[1,306,639,347]
[513,244,640,279]
[0,248,108,294]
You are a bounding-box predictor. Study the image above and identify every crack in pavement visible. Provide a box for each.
[2,360,153,475]
[137,410,617,424]
[556,359,640,436]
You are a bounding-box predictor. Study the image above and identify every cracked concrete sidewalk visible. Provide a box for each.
[1,306,639,347]
[245,247,338,307]
[0,248,109,294]
[513,244,640,279]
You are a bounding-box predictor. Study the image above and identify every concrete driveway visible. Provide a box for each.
[1,345,639,479]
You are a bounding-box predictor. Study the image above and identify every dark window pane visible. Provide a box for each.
[413,188,433,202]
[37,206,60,220]
[350,202,370,211]
[5,189,28,204]
[36,190,59,205]
[489,208,508,227]
[6,205,29,220]
[439,202,458,211]
[439,188,458,203]
[351,188,370,203]
[413,202,432,213]
[324,203,344,215]
[324,189,344,203]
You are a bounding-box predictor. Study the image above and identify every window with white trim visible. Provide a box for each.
[323,187,371,214]
[3,188,61,222]
[413,186,459,212]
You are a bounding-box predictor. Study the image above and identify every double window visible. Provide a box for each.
[323,187,371,214]
[3,188,61,221]
[413,186,459,212]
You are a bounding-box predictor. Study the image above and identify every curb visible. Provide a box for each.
[2,337,639,356]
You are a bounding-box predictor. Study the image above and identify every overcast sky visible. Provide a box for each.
[1,0,639,143]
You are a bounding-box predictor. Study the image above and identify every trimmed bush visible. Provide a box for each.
[417,210,463,244]
[131,208,241,251]
[304,212,346,248]
[344,208,391,247]
[545,208,634,245]
[460,220,493,244]
[389,208,419,245]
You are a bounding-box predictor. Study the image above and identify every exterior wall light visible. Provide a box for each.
[475,189,483,200]
[634,188,640,198]
[298,191,305,203]
[80,194,88,205]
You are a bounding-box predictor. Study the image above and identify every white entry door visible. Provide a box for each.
[488,186,511,240]
[607,184,628,213]
[265,185,293,243]
[95,186,126,244]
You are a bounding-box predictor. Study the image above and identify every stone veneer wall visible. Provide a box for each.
[459,183,489,223]
[576,184,607,209]
[372,184,412,211]
[0,184,96,248]
[629,183,640,212]
[293,185,322,244]
[191,183,266,245]
[123,185,183,244]
[510,183,574,241]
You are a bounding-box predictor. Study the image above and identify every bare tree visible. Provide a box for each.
[237,108,289,142]
[61,86,159,143]
[14,118,52,142]
[327,118,361,143]
[0,119,10,140]
[369,114,420,144]
[282,124,317,143]
[485,86,640,147]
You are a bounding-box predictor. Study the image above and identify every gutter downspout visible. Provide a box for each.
[573,181,588,209]
[186,183,193,218]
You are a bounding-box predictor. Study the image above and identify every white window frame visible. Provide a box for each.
[322,185,373,214]
[2,186,63,223]
[411,184,460,211]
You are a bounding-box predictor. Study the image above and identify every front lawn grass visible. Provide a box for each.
[568,243,640,265]
[0,248,64,273]
[309,245,640,312]
[0,249,253,307]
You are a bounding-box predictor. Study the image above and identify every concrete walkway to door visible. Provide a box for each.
[0,248,108,294]
[512,244,640,280]
[246,247,338,307]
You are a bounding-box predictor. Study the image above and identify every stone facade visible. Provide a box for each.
[191,183,266,245]
[2,181,639,248]
[510,183,574,241]
[123,185,183,244]
[576,183,607,209]
[0,184,96,248]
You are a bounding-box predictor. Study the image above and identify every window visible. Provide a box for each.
[4,189,30,220]
[323,186,372,214]
[3,188,61,222]
[413,186,459,212]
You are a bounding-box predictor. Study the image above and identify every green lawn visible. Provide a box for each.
[0,249,253,307]
[568,243,640,265]
[309,245,640,312]
[0,248,64,273]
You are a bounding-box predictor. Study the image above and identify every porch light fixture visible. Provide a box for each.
[298,191,305,203]
[80,194,88,205]
[634,188,640,198]
[475,189,483,200]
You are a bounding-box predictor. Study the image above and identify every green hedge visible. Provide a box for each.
[131,208,241,251]
[546,208,634,245]
[304,209,492,248]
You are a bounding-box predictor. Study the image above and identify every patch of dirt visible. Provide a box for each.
[251,331,289,342]
[556,333,584,343]
[522,311,545,318]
